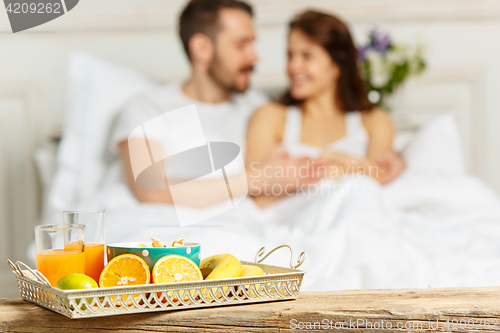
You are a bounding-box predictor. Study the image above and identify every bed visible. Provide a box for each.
[2,0,500,296]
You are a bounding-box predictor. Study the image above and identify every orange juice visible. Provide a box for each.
[36,249,85,286]
[84,243,105,282]
[64,240,84,252]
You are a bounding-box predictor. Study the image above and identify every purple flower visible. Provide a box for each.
[358,27,393,60]
[369,27,392,52]
[357,45,370,60]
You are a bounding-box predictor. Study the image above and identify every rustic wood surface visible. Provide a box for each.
[2,287,500,332]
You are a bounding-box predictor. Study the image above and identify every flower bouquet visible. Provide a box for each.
[358,28,426,107]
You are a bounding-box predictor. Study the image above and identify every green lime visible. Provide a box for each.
[55,273,98,310]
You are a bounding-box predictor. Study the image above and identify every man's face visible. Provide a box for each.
[208,8,258,93]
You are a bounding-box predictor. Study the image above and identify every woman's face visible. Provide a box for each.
[287,28,340,101]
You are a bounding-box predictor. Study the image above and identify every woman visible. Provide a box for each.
[246,10,404,207]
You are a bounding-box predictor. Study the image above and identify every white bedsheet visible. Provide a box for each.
[83,169,500,292]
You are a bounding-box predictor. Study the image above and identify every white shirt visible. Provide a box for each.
[281,105,369,159]
[109,83,268,159]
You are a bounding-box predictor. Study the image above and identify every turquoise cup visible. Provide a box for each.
[106,242,201,271]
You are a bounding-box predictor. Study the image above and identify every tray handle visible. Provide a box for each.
[6,259,51,287]
[254,245,306,269]
[6,259,22,277]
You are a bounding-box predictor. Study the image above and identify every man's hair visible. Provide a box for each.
[179,0,253,60]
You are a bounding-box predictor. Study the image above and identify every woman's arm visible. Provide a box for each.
[245,102,286,167]
[363,107,395,159]
[362,108,405,183]
[245,103,287,206]
[246,103,326,206]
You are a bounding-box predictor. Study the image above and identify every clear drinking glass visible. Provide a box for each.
[35,224,85,286]
[63,210,106,283]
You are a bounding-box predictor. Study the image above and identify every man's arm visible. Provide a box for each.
[119,140,251,207]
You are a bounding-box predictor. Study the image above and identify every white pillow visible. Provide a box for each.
[46,53,155,214]
[401,113,466,175]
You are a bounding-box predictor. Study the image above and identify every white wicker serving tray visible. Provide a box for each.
[7,245,306,319]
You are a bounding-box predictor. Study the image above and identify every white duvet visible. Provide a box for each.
[87,113,500,291]
[95,169,500,292]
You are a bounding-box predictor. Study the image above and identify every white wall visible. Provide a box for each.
[1,0,500,297]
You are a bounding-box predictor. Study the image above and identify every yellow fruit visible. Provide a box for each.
[152,254,202,284]
[55,273,98,310]
[56,273,99,290]
[152,254,202,301]
[199,254,241,299]
[99,254,150,287]
[240,264,264,277]
[99,254,150,305]
[200,254,241,280]
[239,264,264,297]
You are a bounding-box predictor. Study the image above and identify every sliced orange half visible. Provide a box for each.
[152,255,202,302]
[99,254,150,306]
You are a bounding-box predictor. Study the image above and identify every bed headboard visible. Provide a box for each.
[1,0,500,296]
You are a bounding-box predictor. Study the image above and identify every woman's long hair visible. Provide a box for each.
[281,10,373,112]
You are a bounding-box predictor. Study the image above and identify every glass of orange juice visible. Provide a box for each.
[35,224,86,286]
[63,210,105,283]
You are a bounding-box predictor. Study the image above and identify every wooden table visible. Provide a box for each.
[2,287,500,332]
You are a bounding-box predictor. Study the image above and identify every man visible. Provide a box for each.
[112,0,324,207]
